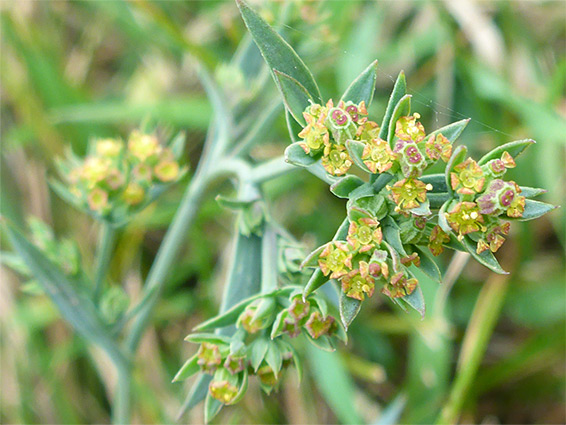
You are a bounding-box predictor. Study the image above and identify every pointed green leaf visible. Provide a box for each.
[249,337,269,372]
[173,354,200,382]
[227,369,249,405]
[478,139,535,165]
[427,118,470,142]
[412,246,442,282]
[347,205,373,224]
[340,60,378,106]
[330,174,365,198]
[193,293,263,331]
[420,173,448,193]
[177,374,212,420]
[284,142,318,167]
[339,291,362,330]
[278,340,303,384]
[519,186,547,199]
[184,333,232,345]
[285,109,302,143]
[387,94,412,144]
[265,342,283,377]
[345,139,372,173]
[382,217,407,256]
[204,392,223,423]
[462,236,508,275]
[428,193,451,209]
[401,285,426,319]
[445,145,468,197]
[305,333,336,352]
[513,199,558,221]
[274,70,313,126]
[438,200,454,233]
[409,199,431,216]
[379,71,406,140]
[300,243,327,269]
[236,0,322,102]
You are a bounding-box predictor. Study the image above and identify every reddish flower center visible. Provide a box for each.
[499,189,515,207]
[332,109,348,125]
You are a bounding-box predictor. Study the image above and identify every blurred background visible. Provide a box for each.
[1,0,564,423]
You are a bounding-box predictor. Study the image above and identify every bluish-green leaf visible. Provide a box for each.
[177,374,212,420]
[445,145,468,197]
[340,59,378,106]
[339,291,362,330]
[513,199,558,221]
[305,333,336,352]
[382,217,408,256]
[387,94,412,145]
[478,139,535,165]
[413,246,442,282]
[379,71,406,140]
[249,337,270,372]
[274,70,313,126]
[193,293,263,331]
[204,391,223,423]
[265,342,283,377]
[427,118,470,142]
[346,139,372,173]
[420,173,448,193]
[401,285,426,319]
[519,186,547,199]
[284,142,318,167]
[237,0,322,102]
[330,174,365,198]
[173,354,199,382]
[184,333,232,345]
[300,244,327,269]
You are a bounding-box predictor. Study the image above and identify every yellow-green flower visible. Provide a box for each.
[298,113,329,154]
[347,217,382,253]
[81,157,111,187]
[87,187,109,212]
[154,160,180,182]
[425,133,452,162]
[96,138,122,157]
[341,261,375,301]
[209,377,238,404]
[123,182,145,206]
[321,144,352,176]
[476,222,510,254]
[361,138,395,174]
[395,113,426,143]
[318,241,352,279]
[446,201,485,237]
[197,342,222,374]
[304,311,335,339]
[355,120,380,142]
[428,225,450,256]
[389,178,430,211]
[128,131,162,161]
[450,158,485,195]
[382,272,418,298]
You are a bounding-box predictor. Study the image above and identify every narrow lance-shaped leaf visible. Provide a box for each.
[236,0,322,103]
[412,246,442,282]
[177,374,213,421]
[478,139,535,165]
[193,293,263,331]
[330,174,365,199]
[387,94,412,145]
[204,391,223,424]
[519,186,547,199]
[401,283,426,319]
[426,118,470,143]
[379,70,406,140]
[512,199,558,221]
[274,70,313,126]
[173,354,200,382]
[345,139,372,174]
[340,59,378,106]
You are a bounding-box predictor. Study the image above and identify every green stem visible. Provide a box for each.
[435,275,510,424]
[93,222,116,304]
[125,172,208,353]
[111,362,132,425]
[251,156,296,183]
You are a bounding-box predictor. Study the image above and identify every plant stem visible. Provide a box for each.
[125,173,208,353]
[112,362,132,425]
[93,222,116,304]
[251,156,296,183]
[435,274,510,424]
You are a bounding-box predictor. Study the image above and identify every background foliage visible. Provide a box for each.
[1,0,564,423]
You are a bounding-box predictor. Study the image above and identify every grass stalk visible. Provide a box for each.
[93,222,116,304]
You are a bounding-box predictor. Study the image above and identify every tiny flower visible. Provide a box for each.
[87,187,109,212]
[395,113,426,143]
[224,355,246,375]
[209,378,239,404]
[282,317,301,338]
[257,365,278,387]
[341,100,367,123]
[476,179,525,218]
[128,131,162,161]
[105,169,125,190]
[425,133,452,162]
[389,178,430,211]
[341,262,375,301]
[398,142,427,178]
[304,311,335,339]
[81,157,111,187]
[123,182,145,205]
[321,144,352,176]
[325,102,356,144]
[238,306,262,334]
[401,252,420,267]
[446,201,485,237]
[288,296,310,321]
[428,225,450,256]
[132,162,153,182]
[298,113,329,154]
[197,342,222,374]
[382,272,418,298]
[318,241,353,279]
[476,222,511,254]
[482,151,516,178]
[450,158,485,195]
[347,217,383,252]
[355,120,380,142]
[305,101,329,122]
[154,160,180,182]
[96,138,122,157]
[361,138,396,174]
[368,249,390,279]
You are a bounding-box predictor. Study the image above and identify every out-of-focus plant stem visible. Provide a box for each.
[436,274,510,424]
[112,362,132,425]
[93,222,116,304]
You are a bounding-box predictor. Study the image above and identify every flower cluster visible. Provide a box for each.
[445,152,524,254]
[316,206,421,301]
[178,288,343,405]
[56,130,186,223]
